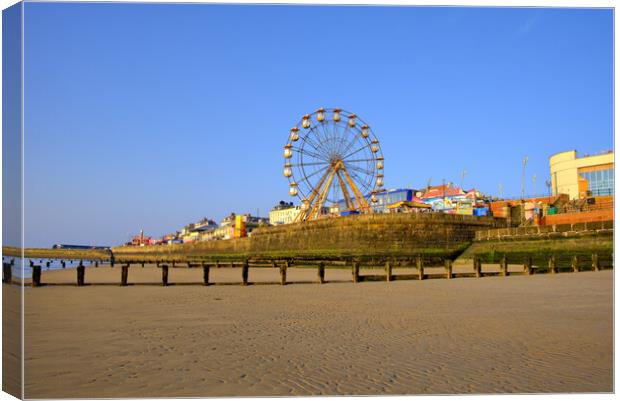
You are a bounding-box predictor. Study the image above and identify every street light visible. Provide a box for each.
[442,178,446,213]
[460,169,467,190]
[521,155,528,200]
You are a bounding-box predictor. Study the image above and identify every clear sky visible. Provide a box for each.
[19,3,613,247]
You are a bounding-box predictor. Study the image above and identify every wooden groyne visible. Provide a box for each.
[2,253,611,287]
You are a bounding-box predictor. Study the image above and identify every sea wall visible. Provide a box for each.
[460,223,613,267]
[113,213,506,261]
[475,220,613,241]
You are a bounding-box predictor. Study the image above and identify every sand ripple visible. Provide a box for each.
[17,268,613,397]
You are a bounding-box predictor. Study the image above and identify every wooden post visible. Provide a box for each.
[317,261,325,284]
[571,255,579,273]
[141,262,145,268]
[416,255,424,280]
[202,263,210,285]
[162,264,169,286]
[76,262,85,286]
[445,259,452,279]
[473,257,481,278]
[548,255,557,274]
[592,253,600,272]
[32,265,41,287]
[279,263,287,285]
[121,264,129,286]
[524,257,532,275]
[95,260,99,268]
[3,263,12,283]
[500,255,508,277]
[352,262,360,283]
[242,259,249,286]
[385,261,392,282]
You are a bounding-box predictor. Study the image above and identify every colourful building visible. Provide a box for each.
[420,184,485,215]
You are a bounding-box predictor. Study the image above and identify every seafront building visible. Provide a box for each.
[549,150,614,199]
[124,148,613,246]
[335,186,489,216]
[419,185,487,215]
[269,201,302,225]
[130,230,155,246]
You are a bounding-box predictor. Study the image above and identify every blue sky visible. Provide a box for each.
[17,3,613,247]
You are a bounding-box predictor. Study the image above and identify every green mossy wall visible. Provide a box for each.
[458,234,613,268]
[113,213,505,261]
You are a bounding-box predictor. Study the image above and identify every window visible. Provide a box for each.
[579,167,614,196]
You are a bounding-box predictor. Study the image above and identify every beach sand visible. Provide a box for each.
[11,265,613,397]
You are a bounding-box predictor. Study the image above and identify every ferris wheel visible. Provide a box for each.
[283,108,384,222]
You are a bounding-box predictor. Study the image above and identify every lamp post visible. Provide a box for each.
[442,178,446,213]
[460,169,467,190]
[532,173,537,197]
[521,156,528,200]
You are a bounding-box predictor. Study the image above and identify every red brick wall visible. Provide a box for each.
[542,209,614,225]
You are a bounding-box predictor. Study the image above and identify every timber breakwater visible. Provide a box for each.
[3,214,613,287]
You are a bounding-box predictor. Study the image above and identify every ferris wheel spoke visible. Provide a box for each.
[340,128,365,158]
[292,146,329,162]
[344,158,377,164]
[345,163,373,187]
[299,164,330,183]
[345,167,373,194]
[298,130,327,156]
[308,127,327,156]
[335,124,351,155]
[343,145,370,160]
[313,120,329,155]
[330,121,340,153]
[344,162,373,176]
[316,122,333,154]
[319,120,333,147]
[290,160,330,167]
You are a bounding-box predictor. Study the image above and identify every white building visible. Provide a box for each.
[269,201,302,225]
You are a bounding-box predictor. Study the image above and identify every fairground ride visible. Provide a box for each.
[283,108,384,222]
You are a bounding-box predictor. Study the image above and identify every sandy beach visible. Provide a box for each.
[10,265,613,397]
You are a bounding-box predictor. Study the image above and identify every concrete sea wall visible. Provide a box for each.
[475,220,613,241]
[113,213,506,261]
[460,223,613,267]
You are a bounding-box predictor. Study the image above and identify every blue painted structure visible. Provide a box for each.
[337,188,418,213]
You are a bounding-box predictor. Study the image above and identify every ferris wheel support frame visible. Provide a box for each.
[294,160,370,222]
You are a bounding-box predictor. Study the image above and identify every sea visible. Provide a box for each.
[2,257,102,279]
